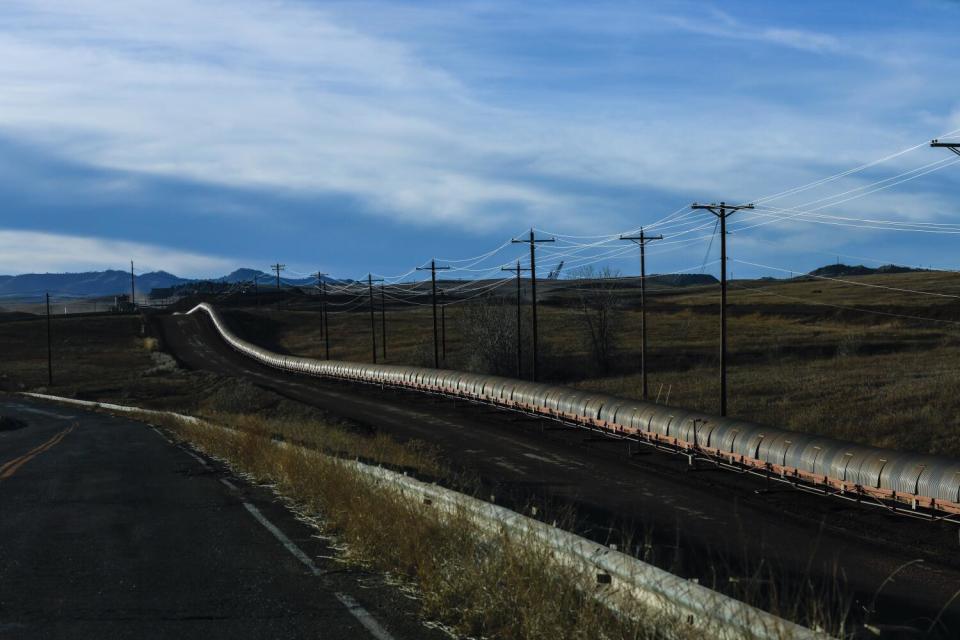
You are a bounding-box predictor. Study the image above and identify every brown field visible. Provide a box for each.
[212,270,960,458]
[2,269,959,459]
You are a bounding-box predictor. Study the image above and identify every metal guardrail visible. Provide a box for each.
[19,394,827,640]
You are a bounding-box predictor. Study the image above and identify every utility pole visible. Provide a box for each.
[366,274,384,363]
[313,272,328,342]
[45,292,53,385]
[130,260,136,307]
[620,227,663,401]
[501,260,530,378]
[253,276,260,307]
[512,230,554,382]
[416,260,451,368]
[272,263,286,289]
[440,289,447,366]
[691,201,754,416]
[322,280,330,360]
[931,139,960,157]
[381,282,387,361]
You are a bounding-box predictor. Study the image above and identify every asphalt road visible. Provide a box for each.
[0,395,444,640]
[158,311,960,636]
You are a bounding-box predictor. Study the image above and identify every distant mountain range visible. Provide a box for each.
[0,268,324,300]
[0,262,929,300]
[807,263,929,278]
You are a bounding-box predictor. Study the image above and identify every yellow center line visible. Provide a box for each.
[0,423,76,481]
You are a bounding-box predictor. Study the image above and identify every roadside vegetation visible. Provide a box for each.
[157,412,687,640]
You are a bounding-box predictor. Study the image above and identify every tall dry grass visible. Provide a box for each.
[162,416,690,640]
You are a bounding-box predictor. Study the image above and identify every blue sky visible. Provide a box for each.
[0,0,958,281]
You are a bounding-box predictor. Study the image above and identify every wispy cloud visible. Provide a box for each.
[662,10,847,56]
[0,0,958,276]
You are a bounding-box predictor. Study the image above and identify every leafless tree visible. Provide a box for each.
[457,295,522,376]
[571,266,622,373]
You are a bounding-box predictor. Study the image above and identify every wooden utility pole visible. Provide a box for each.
[130,260,136,307]
[620,227,663,401]
[272,263,285,289]
[367,274,383,363]
[416,260,451,368]
[439,288,447,366]
[691,201,754,416]
[512,230,554,382]
[501,260,530,379]
[45,292,53,385]
[381,282,388,361]
[313,272,328,342]
[322,280,330,360]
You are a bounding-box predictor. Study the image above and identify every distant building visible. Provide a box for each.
[112,294,136,313]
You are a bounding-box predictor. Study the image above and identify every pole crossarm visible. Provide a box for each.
[931,139,960,157]
[619,232,663,244]
[691,202,755,216]
[511,230,554,382]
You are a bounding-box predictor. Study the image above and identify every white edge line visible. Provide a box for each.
[182,448,211,469]
[219,477,238,491]
[334,592,397,640]
[241,502,397,640]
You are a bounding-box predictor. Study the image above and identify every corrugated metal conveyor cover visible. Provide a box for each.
[855,450,892,489]
[598,398,631,424]
[541,387,566,410]
[583,394,615,420]
[508,382,534,403]
[717,423,762,456]
[552,389,586,414]
[624,405,653,432]
[915,459,960,502]
[443,372,465,390]
[740,427,789,461]
[523,384,551,409]
[438,370,458,387]
[756,432,796,465]
[648,409,690,438]
[489,378,512,401]
[888,458,929,495]
[775,433,815,469]
[823,446,867,482]
[673,412,716,445]
[463,374,487,395]
[478,376,500,397]
[462,374,487,395]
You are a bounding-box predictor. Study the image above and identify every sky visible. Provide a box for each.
[0,0,958,282]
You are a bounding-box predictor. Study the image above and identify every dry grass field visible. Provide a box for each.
[2,268,959,460]
[217,270,960,458]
